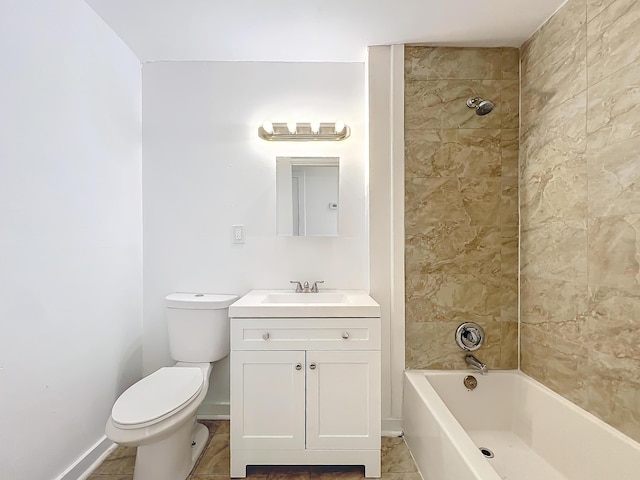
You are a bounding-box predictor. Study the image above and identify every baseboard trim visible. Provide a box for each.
[382,418,403,437]
[55,436,116,480]
[198,402,230,419]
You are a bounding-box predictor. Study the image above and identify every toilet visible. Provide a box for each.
[105,293,237,480]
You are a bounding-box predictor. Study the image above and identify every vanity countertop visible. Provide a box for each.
[229,289,381,318]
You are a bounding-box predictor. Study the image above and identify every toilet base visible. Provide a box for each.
[132,416,209,480]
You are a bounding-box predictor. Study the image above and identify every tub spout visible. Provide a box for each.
[465,354,488,375]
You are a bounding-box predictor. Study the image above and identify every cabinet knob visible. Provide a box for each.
[309,363,317,370]
[342,331,350,340]
[262,332,270,340]
[295,363,302,371]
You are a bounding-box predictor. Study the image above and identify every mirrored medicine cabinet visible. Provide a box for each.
[276,157,339,237]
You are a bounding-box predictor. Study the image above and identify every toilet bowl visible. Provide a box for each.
[105,293,237,480]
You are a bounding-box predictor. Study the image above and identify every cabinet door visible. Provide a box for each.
[306,350,381,450]
[231,350,305,450]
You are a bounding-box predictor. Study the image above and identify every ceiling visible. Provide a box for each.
[85,0,567,63]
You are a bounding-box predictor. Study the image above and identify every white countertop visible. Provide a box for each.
[229,289,381,318]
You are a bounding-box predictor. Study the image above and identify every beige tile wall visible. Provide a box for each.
[520,0,640,442]
[404,46,519,370]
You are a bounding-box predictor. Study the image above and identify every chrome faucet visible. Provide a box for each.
[465,354,488,375]
[290,280,324,293]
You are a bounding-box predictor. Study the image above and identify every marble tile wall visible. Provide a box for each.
[520,0,640,442]
[404,46,519,370]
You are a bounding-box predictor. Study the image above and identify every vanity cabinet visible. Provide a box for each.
[229,317,381,478]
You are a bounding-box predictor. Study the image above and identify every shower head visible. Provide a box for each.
[466,97,494,116]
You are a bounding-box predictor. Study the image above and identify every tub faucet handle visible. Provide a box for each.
[463,329,479,344]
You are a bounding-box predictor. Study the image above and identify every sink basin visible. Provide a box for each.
[262,292,348,304]
[229,290,380,318]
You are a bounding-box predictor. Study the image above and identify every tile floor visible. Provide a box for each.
[88,420,421,480]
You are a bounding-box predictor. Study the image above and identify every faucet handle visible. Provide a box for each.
[290,281,303,293]
[311,280,324,293]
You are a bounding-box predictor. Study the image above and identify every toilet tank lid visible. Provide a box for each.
[166,293,238,309]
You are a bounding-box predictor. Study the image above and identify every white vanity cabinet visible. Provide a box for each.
[229,316,381,478]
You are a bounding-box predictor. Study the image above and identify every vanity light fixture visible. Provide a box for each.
[262,121,274,135]
[258,121,350,141]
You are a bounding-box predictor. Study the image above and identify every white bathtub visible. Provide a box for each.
[403,370,640,480]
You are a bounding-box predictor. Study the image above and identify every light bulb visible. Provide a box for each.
[287,121,297,134]
[335,120,345,134]
[310,121,320,134]
[262,121,273,134]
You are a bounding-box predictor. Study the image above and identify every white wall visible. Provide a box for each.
[142,61,367,409]
[0,1,142,478]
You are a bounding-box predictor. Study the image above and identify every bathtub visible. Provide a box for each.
[403,370,640,480]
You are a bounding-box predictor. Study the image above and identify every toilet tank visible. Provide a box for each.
[165,293,238,363]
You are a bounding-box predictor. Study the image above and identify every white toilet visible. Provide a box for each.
[105,293,237,480]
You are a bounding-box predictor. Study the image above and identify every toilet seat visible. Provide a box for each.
[111,367,204,429]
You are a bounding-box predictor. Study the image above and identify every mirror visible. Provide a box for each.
[276,157,339,236]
